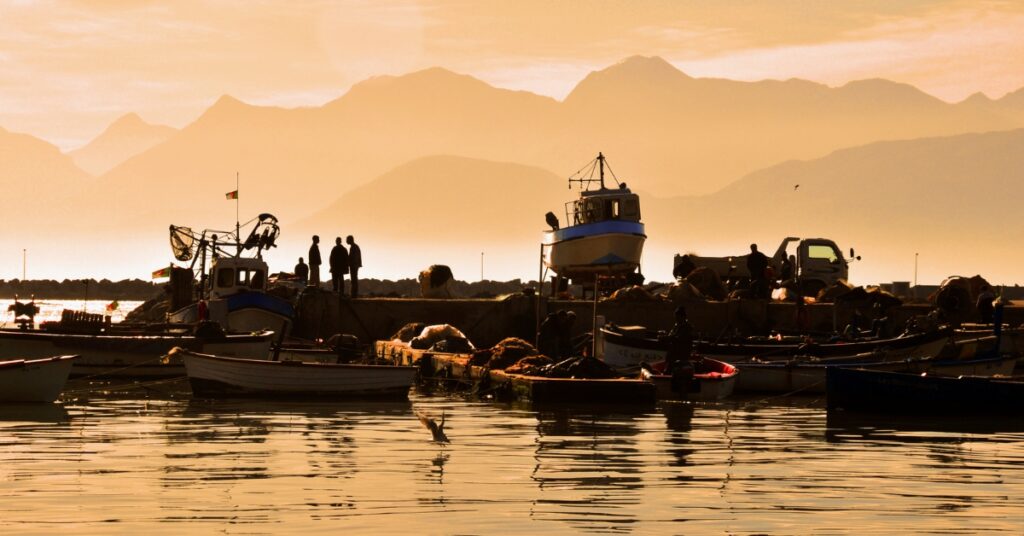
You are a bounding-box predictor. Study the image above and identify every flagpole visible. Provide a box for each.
[235,171,240,254]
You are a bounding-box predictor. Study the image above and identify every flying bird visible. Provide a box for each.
[416,411,449,443]
[793,184,800,191]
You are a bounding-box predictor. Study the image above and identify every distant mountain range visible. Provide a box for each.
[68,113,176,176]
[3,56,1023,282]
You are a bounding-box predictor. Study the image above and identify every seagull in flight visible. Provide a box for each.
[794,184,800,191]
[416,411,450,443]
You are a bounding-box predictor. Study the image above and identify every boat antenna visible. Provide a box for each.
[567,152,623,191]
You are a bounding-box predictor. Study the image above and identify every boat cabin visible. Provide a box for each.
[567,186,641,227]
[209,256,268,299]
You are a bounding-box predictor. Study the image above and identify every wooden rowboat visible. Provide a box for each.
[0,355,78,403]
[639,358,739,401]
[178,348,417,399]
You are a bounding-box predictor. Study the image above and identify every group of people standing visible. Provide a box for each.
[294,235,362,297]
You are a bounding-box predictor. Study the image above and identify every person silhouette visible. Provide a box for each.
[346,235,362,298]
[308,235,322,287]
[294,257,308,285]
[330,237,349,295]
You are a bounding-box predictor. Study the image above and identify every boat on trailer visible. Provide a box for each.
[179,349,418,399]
[542,153,645,292]
[0,355,78,402]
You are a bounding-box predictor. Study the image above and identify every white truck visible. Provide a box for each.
[673,237,858,295]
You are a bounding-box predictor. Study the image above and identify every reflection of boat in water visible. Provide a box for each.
[179,349,417,399]
[165,213,295,336]
[0,355,78,402]
[543,153,645,289]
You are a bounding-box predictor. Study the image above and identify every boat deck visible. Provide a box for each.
[374,340,655,405]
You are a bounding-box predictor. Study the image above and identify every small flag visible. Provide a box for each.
[152,267,172,279]
[106,300,119,312]
[225,190,238,200]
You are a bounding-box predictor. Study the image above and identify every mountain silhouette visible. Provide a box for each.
[68,113,177,175]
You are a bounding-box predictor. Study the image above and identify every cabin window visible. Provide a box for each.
[216,268,235,288]
[607,200,620,219]
[807,245,839,263]
[621,198,640,220]
[250,269,265,289]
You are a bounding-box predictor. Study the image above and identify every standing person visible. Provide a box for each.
[346,235,362,298]
[329,237,349,295]
[746,243,769,299]
[294,257,309,285]
[976,285,996,324]
[308,235,322,287]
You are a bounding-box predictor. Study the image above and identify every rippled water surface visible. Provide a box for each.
[1,386,1022,534]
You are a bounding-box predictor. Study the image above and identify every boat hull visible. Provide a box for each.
[640,359,738,401]
[0,329,274,378]
[182,350,417,399]
[599,326,668,369]
[700,329,951,363]
[543,221,645,278]
[0,355,78,403]
[735,357,930,394]
[169,292,294,336]
[826,367,1024,414]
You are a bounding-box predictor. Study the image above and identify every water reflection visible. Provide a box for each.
[0,402,70,424]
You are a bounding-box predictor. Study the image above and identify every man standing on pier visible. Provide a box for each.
[330,237,349,296]
[747,243,770,299]
[308,235,322,287]
[347,235,362,298]
[294,257,309,285]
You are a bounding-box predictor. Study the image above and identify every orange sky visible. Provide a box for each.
[1,0,1023,150]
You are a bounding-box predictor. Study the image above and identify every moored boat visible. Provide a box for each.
[599,323,668,369]
[542,153,645,289]
[0,355,78,402]
[699,327,952,363]
[639,358,739,401]
[735,354,932,394]
[179,349,417,399]
[826,367,1024,414]
[0,328,274,378]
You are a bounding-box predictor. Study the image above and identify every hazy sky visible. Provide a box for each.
[1,0,1023,150]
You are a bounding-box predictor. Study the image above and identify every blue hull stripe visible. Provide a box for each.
[546,221,645,242]
[226,292,295,318]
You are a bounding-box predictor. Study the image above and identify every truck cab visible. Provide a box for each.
[773,237,851,294]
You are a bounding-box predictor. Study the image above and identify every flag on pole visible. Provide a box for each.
[106,300,119,312]
[152,266,172,279]
[225,190,238,200]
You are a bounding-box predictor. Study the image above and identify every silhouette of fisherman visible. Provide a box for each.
[347,235,362,298]
[976,285,996,324]
[308,235,322,287]
[664,306,695,392]
[294,257,309,285]
[330,237,349,296]
[746,243,770,299]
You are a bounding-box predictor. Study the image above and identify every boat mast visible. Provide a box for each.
[597,152,606,189]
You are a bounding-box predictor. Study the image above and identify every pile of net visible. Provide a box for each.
[408,323,475,352]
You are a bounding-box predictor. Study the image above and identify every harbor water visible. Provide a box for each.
[1,388,1021,534]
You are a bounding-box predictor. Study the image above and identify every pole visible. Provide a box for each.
[536,244,544,346]
[480,251,484,281]
[592,273,599,359]
[235,171,241,255]
[914,253,918,288]
[22,249,26,280]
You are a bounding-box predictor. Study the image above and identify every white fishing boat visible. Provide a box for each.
[179,349,418,399]
[0,355,78,402]
[542,153,645,288]
[598,324,668,369]
[165,213,295,335]
[734,353,933,394]
[0,328,274,378]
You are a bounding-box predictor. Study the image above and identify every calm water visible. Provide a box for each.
[1,386,1021,534]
